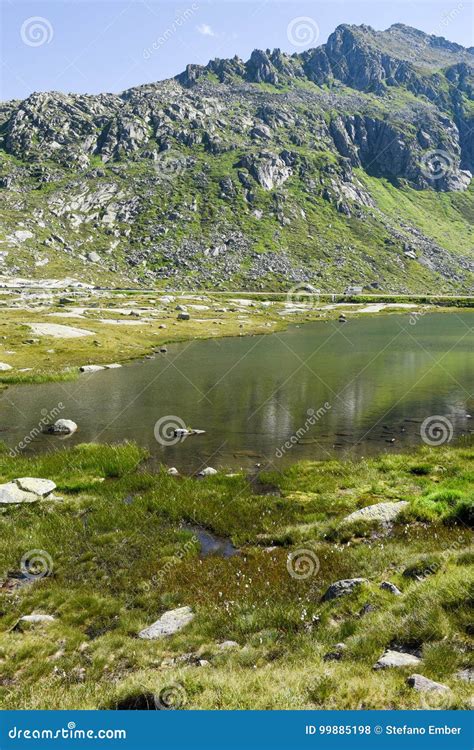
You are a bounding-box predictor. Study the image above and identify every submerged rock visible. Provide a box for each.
[138,606,194,639]
[374,649,421,669]
[321,577,368,601]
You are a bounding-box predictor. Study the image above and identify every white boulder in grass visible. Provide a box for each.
[15,478,56,497]
[138,606,194,639]
[47,419,78,435]
[374,649,421,669]
[343,501,409,524]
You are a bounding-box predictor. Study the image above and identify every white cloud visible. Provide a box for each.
[197,23,215,37]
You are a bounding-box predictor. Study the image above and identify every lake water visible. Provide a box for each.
[1,312,472,472]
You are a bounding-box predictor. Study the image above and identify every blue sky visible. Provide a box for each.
[1,0,473,100]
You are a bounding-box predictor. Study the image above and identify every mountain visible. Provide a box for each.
[0,23,473,291]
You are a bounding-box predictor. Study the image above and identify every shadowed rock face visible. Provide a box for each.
[0,23,472,290]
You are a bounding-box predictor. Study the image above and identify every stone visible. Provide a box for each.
[218,640,239,651]
[47,419,78,435]
[19,614,55,624]
[198,467,218,477]
[0,362,12,371]
[321,578,368,601]
[0,482,39,504]
[455,668,474,683]
[15,478,56,497]
[177,312,190,321]
[374,649,421,669]
[407,674,449,693]
[167,467,179,476]
[343,501,409,524]
[87,251,101,263]
[138,606,194,639]
[80,365,106,373]
[104,363,122,369]
[380,581,402,595]
[324,642,347,661]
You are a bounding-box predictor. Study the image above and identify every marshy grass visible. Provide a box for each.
[0,439,472,709]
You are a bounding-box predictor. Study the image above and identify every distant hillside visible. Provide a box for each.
[0,23,473,292]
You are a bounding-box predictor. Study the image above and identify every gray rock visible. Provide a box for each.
[87,251,101,263]
[321,577,368,601]
[47,419,78,435]
[104,363,122,369]
[374,649,421,669]
[380,581,402,595]
[19,614,56,624]
[80,364,106,373]
[177,312,190,320]
[198,467,218,477]
[0,481,39,504]
[218,640,239,651]
[407,674,450,692]
[0,362,12,371]
[138,606,194,639]
[343,501,409,524]
[15,477,56,497]
[167,467,179,476]
[455,668,474,683]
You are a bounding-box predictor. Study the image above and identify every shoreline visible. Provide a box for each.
[0,289,472,388]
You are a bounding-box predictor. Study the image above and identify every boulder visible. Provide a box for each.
[455,668,474,683]
[104,363,122,369]
[80,364,106,373]
[167,467,179,476]
[374,649,421,669]
[407,674,449,693]
[47,419,78,435]
[0,362,12,371]
[380,581,402,595]
[321,577,368,601]
[138,606,194,639]
[19,614,56,624]
[343,501,409,524]
[15,478,56,497]
[177,312,190,321]
[0,482,39,504]
[198,467,218,477]
[217,640,239,651]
